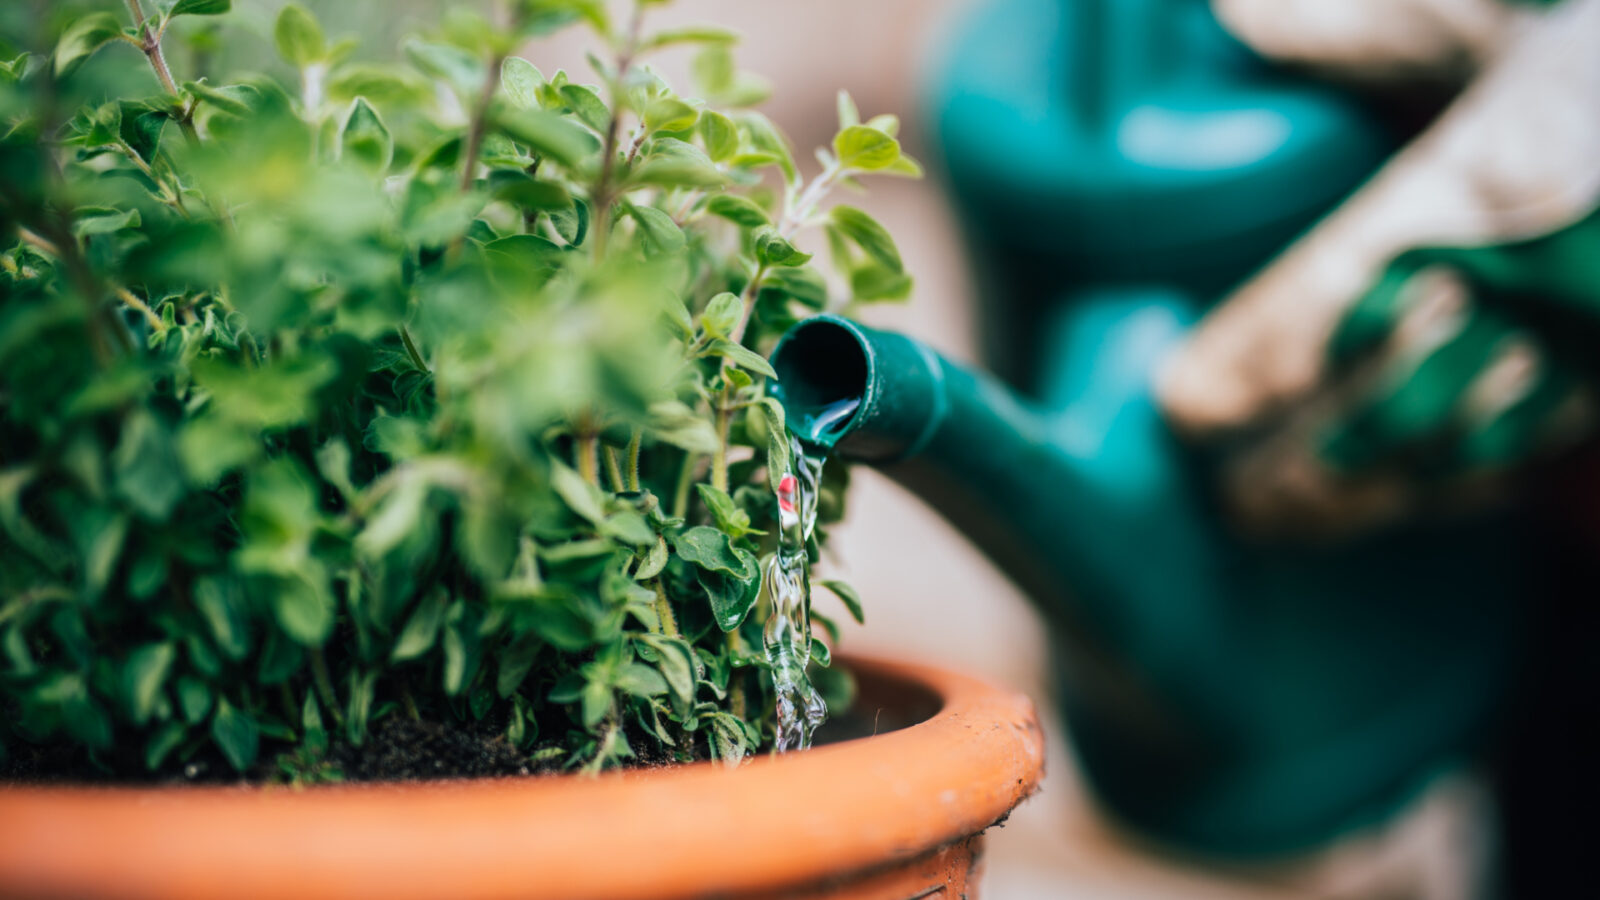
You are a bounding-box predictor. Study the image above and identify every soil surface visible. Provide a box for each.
[327,718,540,781]
[0,717,564,786]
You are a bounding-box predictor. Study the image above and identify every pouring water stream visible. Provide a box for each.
[762,397,858,752]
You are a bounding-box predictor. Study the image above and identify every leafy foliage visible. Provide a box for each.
[0,0,917,779]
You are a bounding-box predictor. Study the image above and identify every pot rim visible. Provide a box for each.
[0,654,1044,900]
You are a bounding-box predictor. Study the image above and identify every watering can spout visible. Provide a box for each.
[768,312,1179,620]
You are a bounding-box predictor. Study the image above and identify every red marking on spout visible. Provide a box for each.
[777,474,797,513]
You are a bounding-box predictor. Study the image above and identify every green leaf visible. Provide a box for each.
[496,108,597,169]
[627,204,686,253]
[274,3,326,67]
[850,262,913,302]
[614,663,668,697]
[629,156,726,188]
[836,90,860,128]
[701,338,777,379]
[833,125,900,171]
[54,13,123,76]
[558,84,610,133]
[172,0,232,16]
[699,569,759,633]
[497,635,542,697]
[820,579,865,624]
[644,97,699,134]
[698,110,739,163]
[339,97,392,172]
[73,206,141,238]
[211,698,260,772]
[193,577,251,661]
[672,526,758,580]
[442,618,470,695]
[302,693,327,754]
[327,64,431,106]
[183,80,252,115]
[755,229,811,268]
[636,634,695,715]
[177,676,212,723]
[272,574,333,646]
[690,45,734,94]
[145,722,187,770]
[346,669,377,745]
[112,408,184,520]
[739,112,796,185]
[403,38,483,98]
[700,291,741,338]
[124,642,176,726]
[697,484,762,537]
[810,638,831,668]
[642,24,739,50]
[392,590,446,661]
[501,56,545,108]
[489,172,571,210]
[551,461,606,523]
[865,113,900,138]
[881,153,924,178]
[705,194,769,228]
[634,535,669,580]
[830,205,903,272]
[549,197,590,245]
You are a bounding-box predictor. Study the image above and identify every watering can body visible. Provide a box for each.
[773,0,1545,857]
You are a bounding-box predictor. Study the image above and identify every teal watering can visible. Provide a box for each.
[771,0,1548,858]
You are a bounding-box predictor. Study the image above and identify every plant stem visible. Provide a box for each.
[602,445,626,493]
[576,431,600,487]
[728,263,768,350]
[398,324,428,373]
[671,451,696,520]
[779,163,841,236]
[459,52,507,193]
[651,579,679,637]
[710,404,730,494]
[625,427,641,492]
[310,648,343,727]
[710,263,770,493]
[124,0,199,146]
[727,632,747,718]
[115,286,162,330]
[588,4,645,260]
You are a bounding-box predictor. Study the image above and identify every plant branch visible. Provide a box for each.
[625,427,641,492]
[602,445,626,493]
[115,286,162,330]
[651,579,679,637]
[587,4,645,260]
[398,324,428,374]
[124,0,199,146]
[459,51,507,193]
[576,430,600,487]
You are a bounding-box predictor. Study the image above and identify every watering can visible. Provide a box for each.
[770,0,1553,858]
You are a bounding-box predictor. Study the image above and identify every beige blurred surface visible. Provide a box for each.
[527,3,1486,897]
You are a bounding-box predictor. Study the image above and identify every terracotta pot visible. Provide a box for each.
[0,655,1044,900]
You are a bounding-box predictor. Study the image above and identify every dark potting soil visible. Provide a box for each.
[327,717,542,781]
[0,717,568,786]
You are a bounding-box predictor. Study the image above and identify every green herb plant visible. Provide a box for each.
[0,0,916,781]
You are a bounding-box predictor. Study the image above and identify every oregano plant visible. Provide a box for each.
[0,0,919,781]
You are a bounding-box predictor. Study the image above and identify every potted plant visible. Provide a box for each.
[0,2,1043,897]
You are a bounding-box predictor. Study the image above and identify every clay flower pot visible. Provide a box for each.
[0,655,1044,899]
